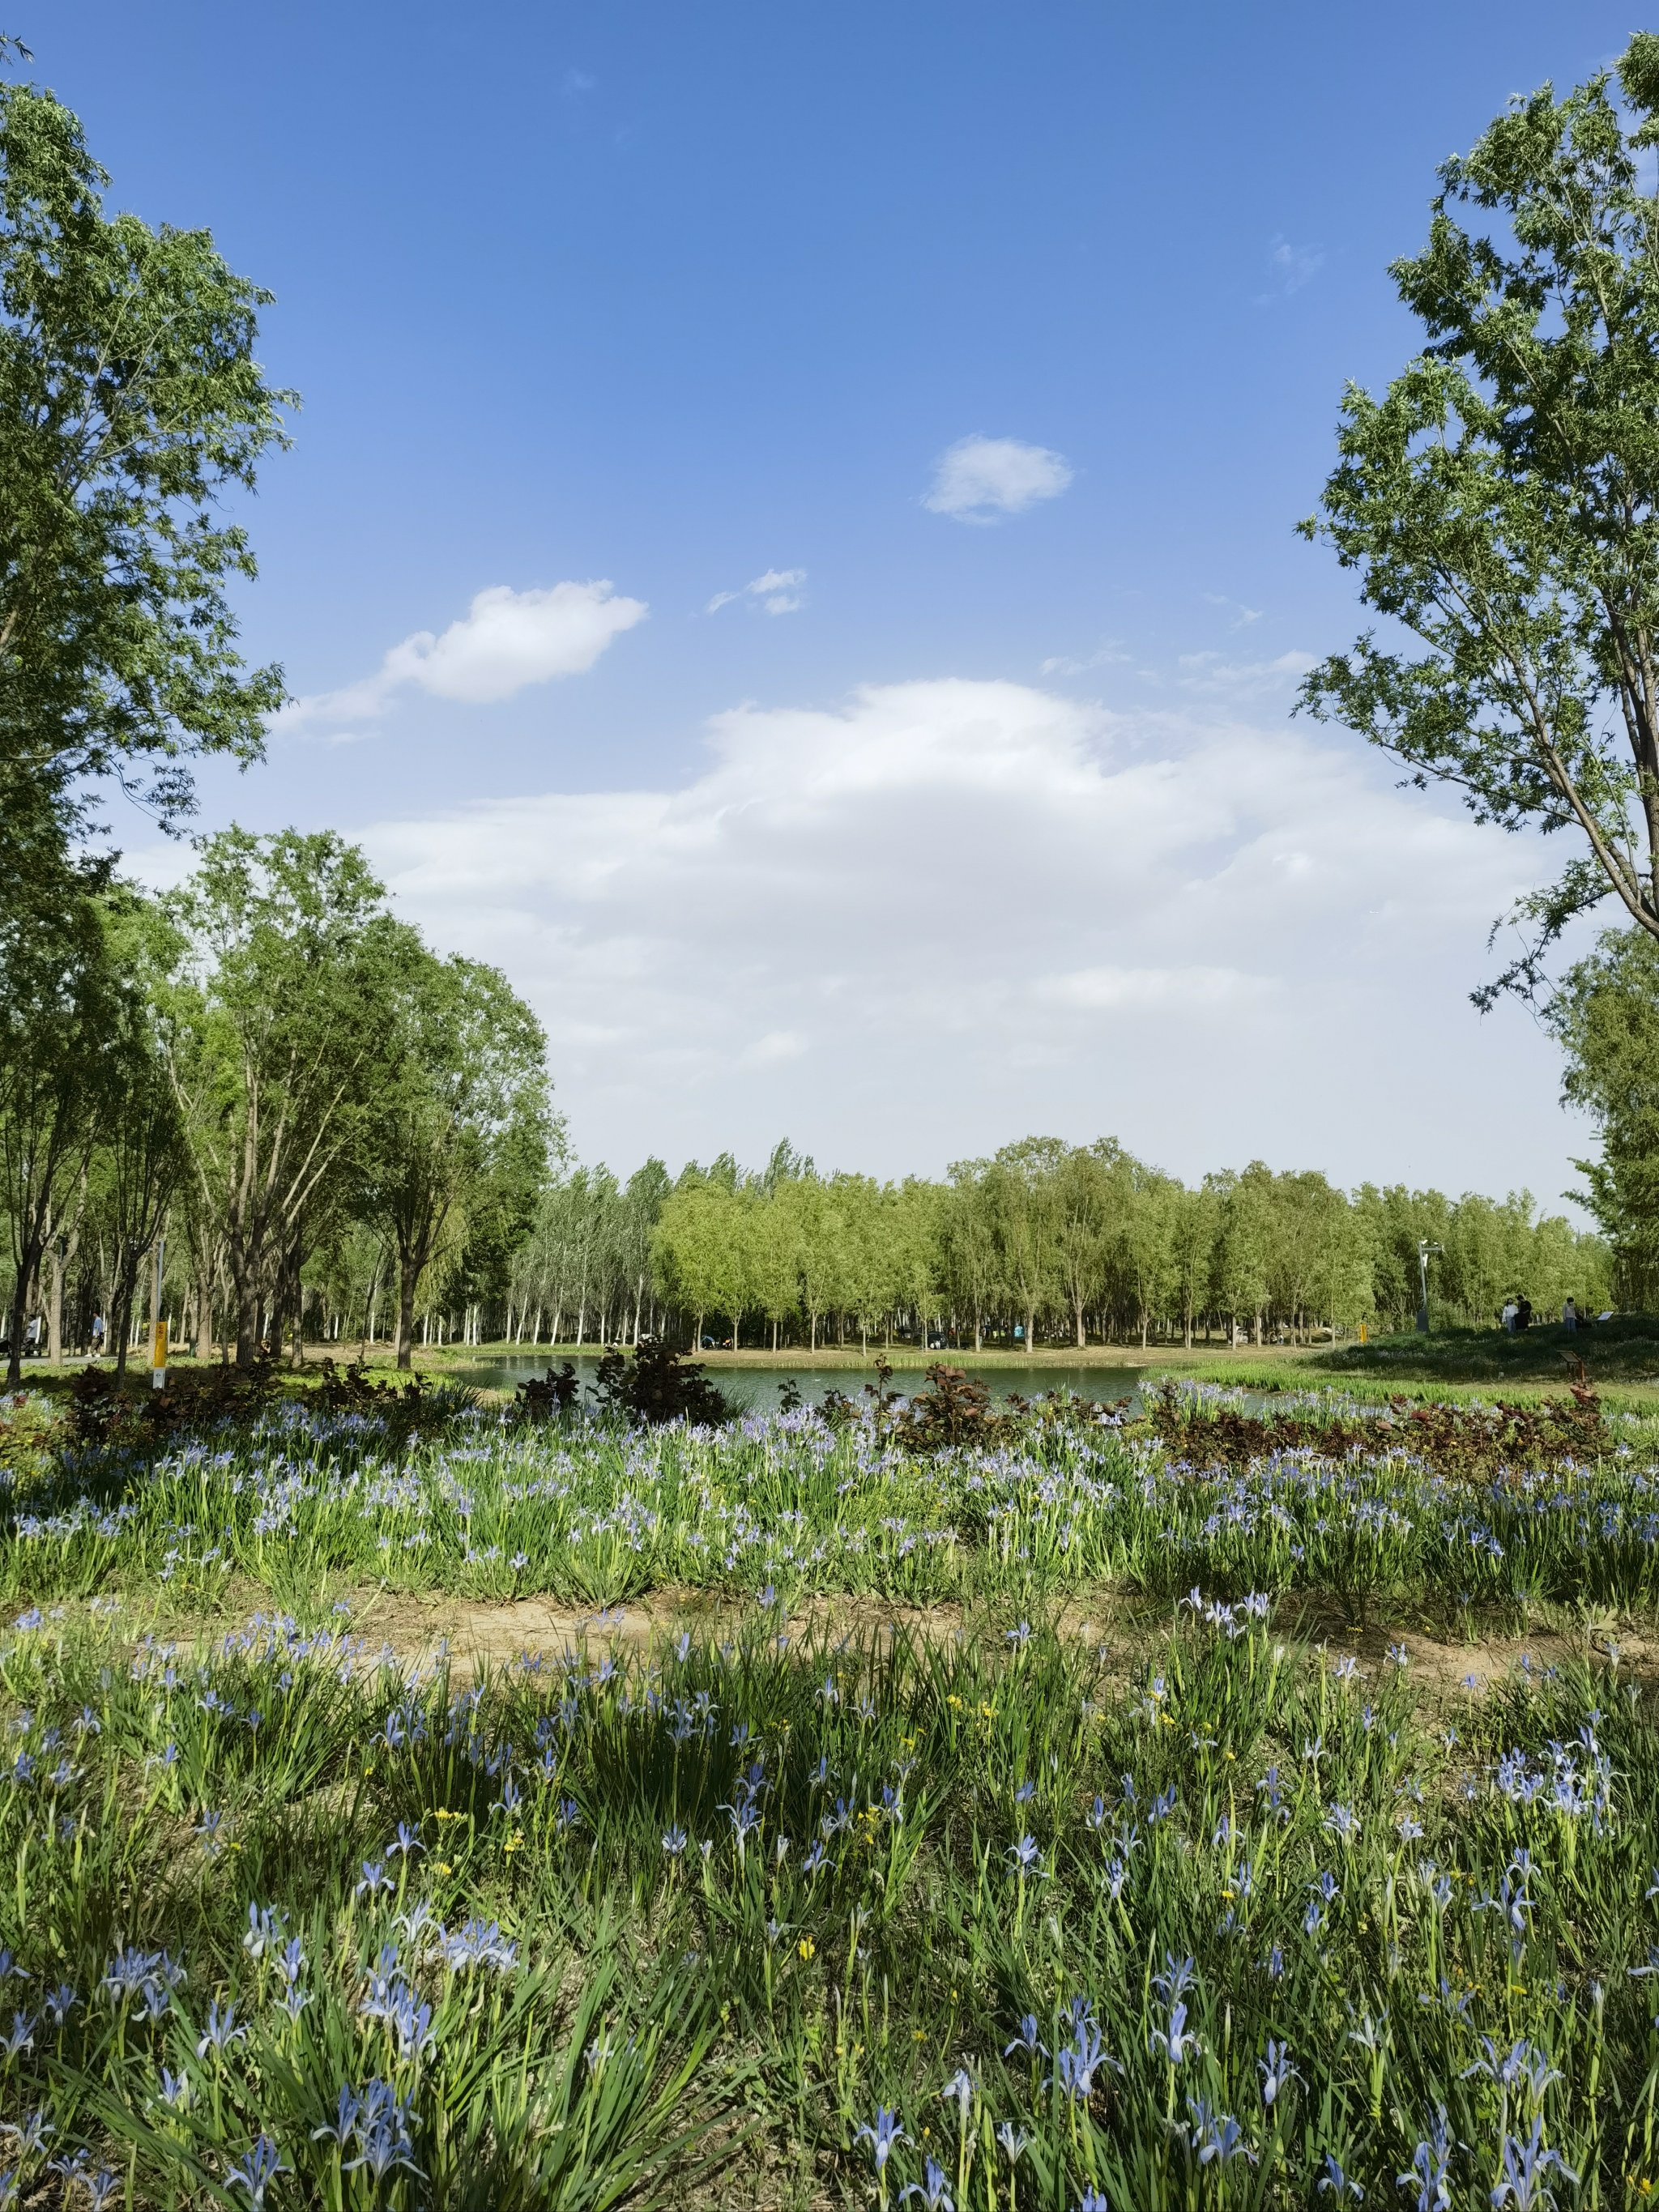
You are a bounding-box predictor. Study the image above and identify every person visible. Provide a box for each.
[1563,1297,1578,1332]
[1500,1298,1517,1333]
[1516,1296,1533,1332]
[90,1314,105,1354]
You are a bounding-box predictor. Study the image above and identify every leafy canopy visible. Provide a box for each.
[1299,35,1659,1001]
[0,71,291,835]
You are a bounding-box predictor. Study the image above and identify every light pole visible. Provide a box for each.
[1416,1238,1444,1335]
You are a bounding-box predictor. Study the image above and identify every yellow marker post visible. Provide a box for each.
[150,1238,168,1391]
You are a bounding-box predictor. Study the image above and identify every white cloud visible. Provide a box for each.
[1034,965,1277,1012]
[361,676,1593,1197]
[1202,593,1263,632]
[1038,642,1128,677]
[1257,234,1324,300]
[923,435,1073,522]
[1177,648,1316,697]
[279,582,646,733]
[706,567,806,616]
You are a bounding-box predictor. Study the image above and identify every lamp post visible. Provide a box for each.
[1416,1238,1444,1335]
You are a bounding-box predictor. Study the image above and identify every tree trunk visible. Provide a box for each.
[1024,1305,1035,1354]
[974,1312,983,1353]
[394,1243,420,1370]
[47,1238,64,1365]
[1073,1294,1085,1349]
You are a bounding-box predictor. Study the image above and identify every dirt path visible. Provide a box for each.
[332,1583,1643,1703]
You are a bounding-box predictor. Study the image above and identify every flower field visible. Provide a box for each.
[1,1380,1657,2208]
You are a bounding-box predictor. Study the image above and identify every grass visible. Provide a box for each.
[3,1377,1659,2206]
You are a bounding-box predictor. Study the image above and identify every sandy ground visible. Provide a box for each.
[326,1582,1644,1703]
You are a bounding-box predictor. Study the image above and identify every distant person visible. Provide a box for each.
[1563,1297,1578,1333]
[90,1315,105,1354]
[1516,1296,1533,1332]
[1501,1299,1517,1333]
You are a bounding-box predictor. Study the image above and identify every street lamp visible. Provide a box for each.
[1416,1238,1444,1335]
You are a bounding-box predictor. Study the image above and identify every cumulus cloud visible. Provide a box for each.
[706,567,806,616]
[279,582,646,733]
[923,435,1073,522]
[361,676,1588,1194]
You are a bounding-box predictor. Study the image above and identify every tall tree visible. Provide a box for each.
[0,864,117,1383]
[93,889,183,1374]
[0,72,289,854]
[1299,37,1659,1001]
[160,829,399,1366]
[361,948,552,1367]
[1552,926,1659,1301]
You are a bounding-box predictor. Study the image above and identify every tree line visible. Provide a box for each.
[3,846,1611,1372]
[493,1139,1608,1357]
[0,837,552,1383]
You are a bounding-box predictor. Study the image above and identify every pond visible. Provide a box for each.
[446,1353,1153,1413]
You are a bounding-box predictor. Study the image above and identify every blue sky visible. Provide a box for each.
[39,2,1642,1200]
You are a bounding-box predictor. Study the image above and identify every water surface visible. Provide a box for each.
[448,1354,1151,1413]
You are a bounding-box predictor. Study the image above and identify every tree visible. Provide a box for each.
[1552,927,1659,1300]
[91,889,183,1374]
[940,1161,998,1353]
[362,949,553,1367]
[1119,1161,1176,1350]
[1052,1143,1118,1349]
[0,75,289,849]
[1209,1168,1272,1345]
[160,830,401,1366]
[983,1138,1064,1351]
[0,868,117,1383]
[653,1177,750,1350]
[1167,1181,1218,1349]
[1299,38,1659,1001]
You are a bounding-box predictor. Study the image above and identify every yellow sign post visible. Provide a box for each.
[150,1238,168,1391]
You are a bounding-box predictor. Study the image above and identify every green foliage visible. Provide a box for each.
[0,74,291,835]
[1299,36,1659,998]
[6,1409,1659,2204]
[1552,925,1659,1303]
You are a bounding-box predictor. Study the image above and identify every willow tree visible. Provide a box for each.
[1299,36,1659,1001]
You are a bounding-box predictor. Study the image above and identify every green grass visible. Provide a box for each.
[4,1381,1659,2205]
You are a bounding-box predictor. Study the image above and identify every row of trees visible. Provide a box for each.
[0,832,555,1383]
[522,1141,1606,1355]
[175,1134,1600,1359]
